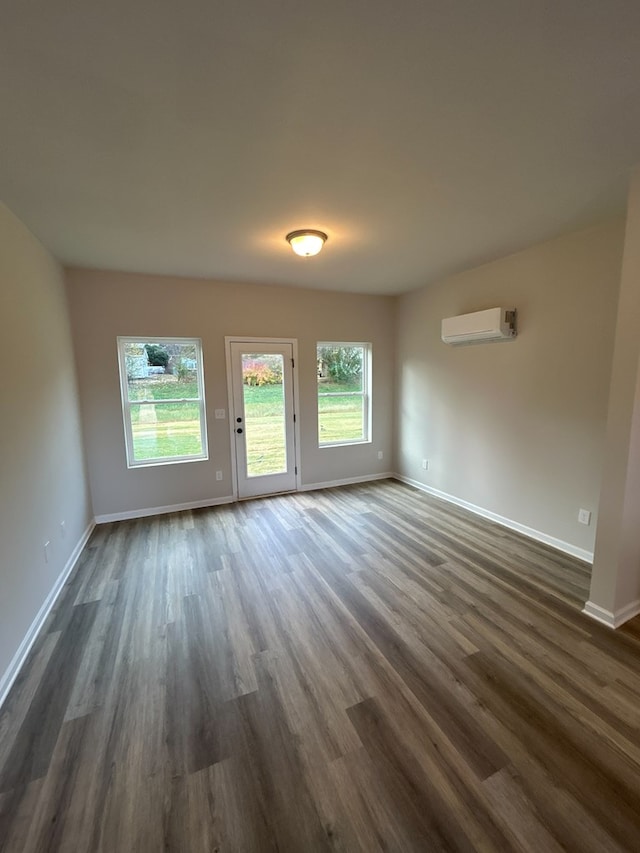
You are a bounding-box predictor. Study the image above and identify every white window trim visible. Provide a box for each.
[317,341,372,447]
[117,336,208,468]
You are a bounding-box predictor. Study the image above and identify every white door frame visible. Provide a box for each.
[225,336,302,499]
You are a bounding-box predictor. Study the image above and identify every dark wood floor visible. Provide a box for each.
[1,480,640,851]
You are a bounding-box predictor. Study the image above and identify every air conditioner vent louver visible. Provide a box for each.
[441,307,517,346]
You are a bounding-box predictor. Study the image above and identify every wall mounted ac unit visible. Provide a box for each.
[441,307,517,346]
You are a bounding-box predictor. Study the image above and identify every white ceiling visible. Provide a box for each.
[2,1,640,295]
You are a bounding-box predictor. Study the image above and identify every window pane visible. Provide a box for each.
[318,394,364,444]
[242,354,286,476]
[119,337,207,467]
[130,401,203,461]
[124,341,199,401]
[317,343,369,446]
[317,345,363,393]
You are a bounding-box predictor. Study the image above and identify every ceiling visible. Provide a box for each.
[2,1,640,295]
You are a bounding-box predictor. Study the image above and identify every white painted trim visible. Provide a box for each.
[116,335,208,469]
[299,472,393,492]
[0,520,95,711]
[614,598,640,626]
[225,341,239,499]
[95,495,235,524]
[224,336,302,498]
[583,599,640,629]
[317,341,372,447]
[582,602,617,628]
[394,475,594,564]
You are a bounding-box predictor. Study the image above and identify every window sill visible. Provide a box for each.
[318,439,372,449]
[127,454,209,469]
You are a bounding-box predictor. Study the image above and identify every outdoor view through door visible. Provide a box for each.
[229,341,297,499]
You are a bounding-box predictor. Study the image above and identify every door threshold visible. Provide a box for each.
[237,489,298,502]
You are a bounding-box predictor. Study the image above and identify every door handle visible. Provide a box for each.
[236,428,243,434]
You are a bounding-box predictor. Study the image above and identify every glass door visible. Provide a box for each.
[229,341,297,498]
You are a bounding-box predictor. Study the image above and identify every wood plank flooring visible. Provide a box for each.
[1,479,640,851]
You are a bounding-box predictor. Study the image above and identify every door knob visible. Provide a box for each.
[236,427,243,434]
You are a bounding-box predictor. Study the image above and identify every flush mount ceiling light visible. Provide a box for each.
[286,229,327,257]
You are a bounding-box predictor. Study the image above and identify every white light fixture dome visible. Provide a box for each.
[286,229,327,257]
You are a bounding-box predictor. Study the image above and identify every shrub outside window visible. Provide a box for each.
[117,337,208,467]
[317,343,371,446]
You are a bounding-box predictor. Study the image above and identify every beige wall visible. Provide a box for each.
[395,219,625,556]
[66,269,395,518]
[589,170,640,617]
[0,205,92,690]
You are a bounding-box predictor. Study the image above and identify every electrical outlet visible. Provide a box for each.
[44,541,50,563]
[214,409,226,419]
[578,508,591,526]
[60,520,66,538]
[216,470,223,481]
[377,451,383,460]
[422,459,429,470]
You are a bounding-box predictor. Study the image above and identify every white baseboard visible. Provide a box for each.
[0,519,95,711]
[395,474,594,564]
[95,495,235,523]
[299,472,394,493]
[583,599,640,629]
[96,476,395,521]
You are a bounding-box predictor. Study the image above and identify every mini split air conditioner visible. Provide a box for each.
[441,307,517,346]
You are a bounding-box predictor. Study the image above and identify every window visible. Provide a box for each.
[117,337,208,467]
[317,343,371,446]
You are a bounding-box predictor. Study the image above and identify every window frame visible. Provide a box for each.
[317,341,372,447]
[117,336,208,468]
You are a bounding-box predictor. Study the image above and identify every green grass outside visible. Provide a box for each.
[317,380,364,446]
[130,381,364,468]
[128,376,199,402]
